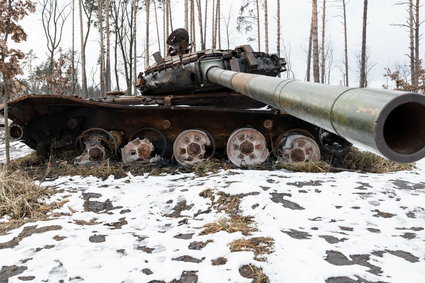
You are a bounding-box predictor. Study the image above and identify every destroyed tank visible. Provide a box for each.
[2,29,425,167]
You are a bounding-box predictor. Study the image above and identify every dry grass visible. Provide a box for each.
[193,158,231,176]
[214,191,241,214]
[199,215,257,236]
[230,237,275,261]
[199,188,214,200]
[239,264,270,283]
[275,161,332,173]
[341,148,415,173]
[10,153,129,180]
[0,168,52,220]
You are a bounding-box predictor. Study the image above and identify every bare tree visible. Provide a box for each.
[71,0,75,94]
[394,0,419,86]
[196,0,204,49]
[132,0,137,95]
[359,0,368,88]
[320,0,326,83]
[264,0,269,53]
[306,15,313,81]
[168,0,173,31]
[146,0,150,68]
[312,0,320,83]
[184,0,189,30]
[237,1,259,48]
[212,0,215,47]
[78,0,88,98]
[411,0,417,85]
[163,0,167,55]
[223,4,233,49]
[414,0,421,85]
[191,0,196,50]
[203,0,207,47]
[105,0,112,92]
[341,0,349,86]
[98,0,105,97]
[256,0,260,51]
[109,0,138,94]
[277,0,281,57]
[357,49,376,88]
[153,0,161,52]
[0,0,35,168]
[40,0,71,86]
[216,0,221,48]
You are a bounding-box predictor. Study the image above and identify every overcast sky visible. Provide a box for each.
[18,0,415,90]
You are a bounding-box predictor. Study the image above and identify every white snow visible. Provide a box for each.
[1,141,425,283]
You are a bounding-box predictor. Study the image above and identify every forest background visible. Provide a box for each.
[2,0,423,99]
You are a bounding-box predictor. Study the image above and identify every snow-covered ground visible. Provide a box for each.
[1,140,425,283]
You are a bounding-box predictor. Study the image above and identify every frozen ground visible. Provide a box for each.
[0,140,424,283]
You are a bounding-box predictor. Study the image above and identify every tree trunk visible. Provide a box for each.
[277,0,281,57]
[3,77,10,168]
[146,0,150,68]
[256,0,261,51]
[184,0,189,30]
[217,0,221,48]
[196,0,204,50]
[98,0,105,97]
[79,0,88,98]
[105,0,111,91]
[414,0,420,86]
[306,15,313,82]
[71,0,75,94]
[114,27,120,91]
[133,0,137,96]
[212,0,215,48]
[359,0,368,88]
[154,0,161,53]
[204,0,207,48]
[342,0,349,86]
[312,0,320,83]
[163,0,167,55]
[191,0,196,51]
[320,0,326,83]
[264,0,269,53]
[167,0,174,32]
[408,0,416,85]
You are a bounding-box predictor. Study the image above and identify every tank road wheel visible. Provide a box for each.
[75,128,118,165]
[274,131,321,163]
[226,128,269,167]
[173,129,214,168]
[122,128,167,166]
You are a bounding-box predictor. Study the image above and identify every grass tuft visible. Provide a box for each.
[239,264,270,283]
[0,168,52,220]
[199,215,257,236]
[193,158,231,177]
[230,237,275,261]
[214,192,241,214]
[340,148,415,173]
[275,161,331,173]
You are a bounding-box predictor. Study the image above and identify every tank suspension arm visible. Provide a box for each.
[204,64,425,163]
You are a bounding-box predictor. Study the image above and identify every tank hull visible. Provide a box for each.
[3,94,322,159]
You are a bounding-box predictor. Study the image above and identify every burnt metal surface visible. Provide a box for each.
[3,94,317,161]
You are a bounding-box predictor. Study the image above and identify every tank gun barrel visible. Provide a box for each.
[203,62,425,163]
